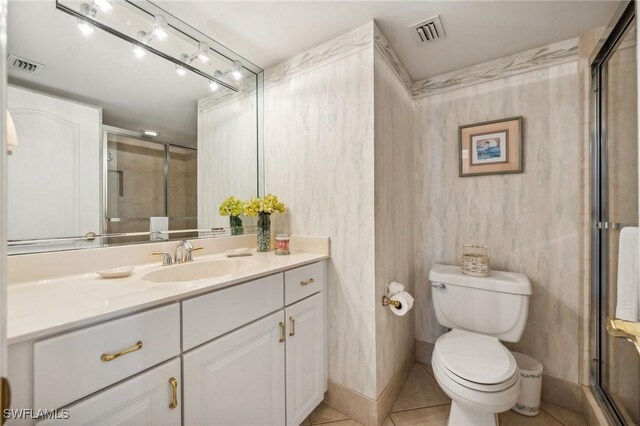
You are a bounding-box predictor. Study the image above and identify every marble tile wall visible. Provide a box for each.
[264,23,379,398]
[197,91,258,229]
[373,27,416,398]
[414,62,582,384]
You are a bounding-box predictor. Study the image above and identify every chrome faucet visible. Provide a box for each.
[150,251,173,266]
[150,241,203,266]
[174,240,203,264]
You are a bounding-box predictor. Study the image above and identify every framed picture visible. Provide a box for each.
[459,116,523,177]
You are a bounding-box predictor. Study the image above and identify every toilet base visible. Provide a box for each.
[448,401,498,426]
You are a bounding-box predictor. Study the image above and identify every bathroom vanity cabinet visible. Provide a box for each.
[8,260,327,426]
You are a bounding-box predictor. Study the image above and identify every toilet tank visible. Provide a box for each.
[429,264,532,342]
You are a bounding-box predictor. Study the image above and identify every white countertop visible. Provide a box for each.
[8,250,328,345]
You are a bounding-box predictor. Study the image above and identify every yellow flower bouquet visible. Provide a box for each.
[243,194,286,251]
[219,196,245,235]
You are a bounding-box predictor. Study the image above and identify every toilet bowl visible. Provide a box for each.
[428,264,532,426]
[431,329,520,425]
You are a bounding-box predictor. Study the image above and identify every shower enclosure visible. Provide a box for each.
[591,3,640,425]
[104,127,197,242]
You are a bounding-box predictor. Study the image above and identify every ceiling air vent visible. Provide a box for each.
[409,15,446,46]
[8,54,45,74]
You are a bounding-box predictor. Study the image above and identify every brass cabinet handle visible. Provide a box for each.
[300,278,315,286]
[606,317,640,356]
[279,322,286,342]
[169,377,178,409]
[1,377,10,426]
[289,317,296,337]
[100,340,143,362]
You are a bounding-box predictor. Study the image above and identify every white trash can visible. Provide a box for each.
[511,352,543,416]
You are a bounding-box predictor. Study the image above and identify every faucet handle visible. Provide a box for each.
[185,246,204,262]
[150,251,173,266]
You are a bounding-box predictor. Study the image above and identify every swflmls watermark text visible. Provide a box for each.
[3,408,70,420]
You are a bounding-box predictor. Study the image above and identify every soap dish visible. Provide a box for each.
[226,248,252,257]
[97,266,135,279]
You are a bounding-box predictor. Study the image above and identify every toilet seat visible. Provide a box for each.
[432,329,518,392]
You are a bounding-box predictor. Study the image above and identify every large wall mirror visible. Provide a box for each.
[7,0,263,254]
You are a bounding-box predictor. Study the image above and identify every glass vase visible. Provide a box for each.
[257,213,271,252]
[229,215,243,236]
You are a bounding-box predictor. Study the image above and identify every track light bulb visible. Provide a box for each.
[209,81,219,91]
[231,60,243,80]
[93,0,113,12]
[77,20,94,36]
[133,45,146,58]
[197,41,210,62]
[176,65,187,76]
[152,15,169,40]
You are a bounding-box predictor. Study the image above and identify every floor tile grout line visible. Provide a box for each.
[310,417,351,425]
[390,402,452,415]
[540,407,571,426]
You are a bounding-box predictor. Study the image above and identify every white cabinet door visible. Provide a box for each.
[183,310,286,426]
[37,358,181,426]
[285,294,325,426]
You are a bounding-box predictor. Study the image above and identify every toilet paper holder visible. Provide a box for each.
[381,294,402,309]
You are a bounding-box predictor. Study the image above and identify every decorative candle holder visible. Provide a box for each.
[461,244,490,277]
[275,234,290,255]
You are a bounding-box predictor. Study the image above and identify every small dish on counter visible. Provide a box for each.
[96,266,135,279]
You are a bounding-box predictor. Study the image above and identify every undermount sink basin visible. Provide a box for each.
[142,259,259,283]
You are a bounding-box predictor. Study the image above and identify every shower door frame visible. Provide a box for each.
[590,2,636,425]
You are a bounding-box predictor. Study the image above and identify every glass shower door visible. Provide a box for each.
[593,6,640,425]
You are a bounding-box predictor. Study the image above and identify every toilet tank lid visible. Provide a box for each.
[429,264,532,295]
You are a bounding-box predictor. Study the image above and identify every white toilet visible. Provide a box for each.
[429,264,532,426]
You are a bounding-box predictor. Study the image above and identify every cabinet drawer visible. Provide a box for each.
[34,304,180,410]
[182,273,284,351]
[37,358,181,426]
[285,262,325,305]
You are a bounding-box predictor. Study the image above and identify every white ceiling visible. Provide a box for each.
[157,0,621,81]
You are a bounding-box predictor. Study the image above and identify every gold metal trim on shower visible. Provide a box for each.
[100,340,143,361]
[606,317,640,356]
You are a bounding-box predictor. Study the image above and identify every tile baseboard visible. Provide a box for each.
[542,374,583,413]
[582,385,615,426]
[375,343,415,424]
[324,343,415,426]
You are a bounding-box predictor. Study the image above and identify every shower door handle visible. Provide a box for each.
[606,317,640,356]
[596,222,637,230]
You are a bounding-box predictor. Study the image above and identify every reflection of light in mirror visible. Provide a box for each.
[231,60,243,80]
[133,45,146,58]
[208,81,219,92]
[152,15,169,40]
[77,20,94,36]
[175,65,186,76]
[93,0,113,12]
[143,130,159,137]
[197,41,210,63]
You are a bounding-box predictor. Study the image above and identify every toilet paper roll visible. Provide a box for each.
[388,281,405,296]
[389,291,414,316]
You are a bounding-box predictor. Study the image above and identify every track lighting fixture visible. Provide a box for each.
[77,3,97,36]
[151,15,169,40]
[197,42,211,63]
[131,15,169,58]
[93,0,113,12]
[230,60,243,80]
[209,70,223,91]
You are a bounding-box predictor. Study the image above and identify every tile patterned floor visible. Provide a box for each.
[302,363,587,426]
